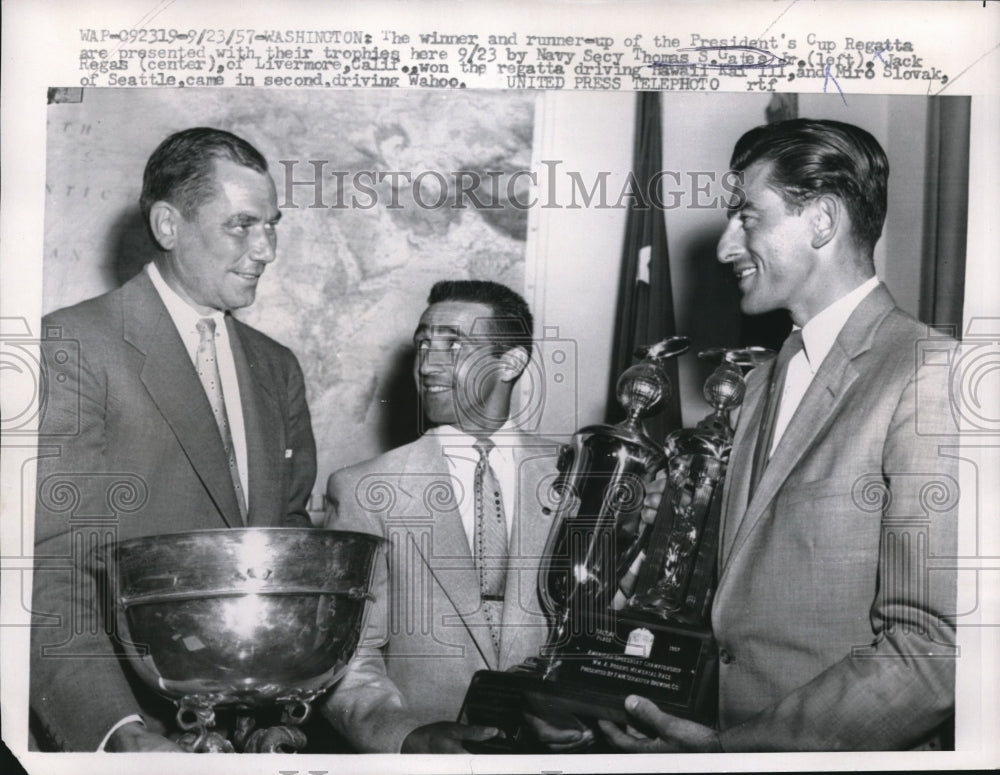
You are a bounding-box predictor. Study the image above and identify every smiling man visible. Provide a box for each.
[321,280,588,753]
[605,119,960,751]
[30,128,316,752]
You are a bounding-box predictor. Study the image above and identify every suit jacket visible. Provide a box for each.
[712,284,958,751]
[321,430,560,752]
[30,270,317,751]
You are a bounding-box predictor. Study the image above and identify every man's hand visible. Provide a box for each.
[641,470,667,525]
[523,711,594,752]
[598,695,721,753]
[105,721,185,752]
[400,721,500,753]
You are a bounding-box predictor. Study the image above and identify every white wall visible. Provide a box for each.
[524,90,636,438]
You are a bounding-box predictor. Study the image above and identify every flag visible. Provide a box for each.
[606,91,681,441]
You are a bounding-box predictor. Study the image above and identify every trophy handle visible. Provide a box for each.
[536,425,665,661]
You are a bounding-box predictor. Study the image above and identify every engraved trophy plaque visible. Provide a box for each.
[459,343,770,752]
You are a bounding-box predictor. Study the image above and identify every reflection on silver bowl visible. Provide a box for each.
[111,528,381,714]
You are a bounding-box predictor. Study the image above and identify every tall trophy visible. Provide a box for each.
[459,341,771,751]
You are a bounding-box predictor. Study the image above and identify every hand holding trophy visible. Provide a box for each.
[459,340,773,752]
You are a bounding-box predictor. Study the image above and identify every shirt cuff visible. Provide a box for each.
[97,715,144,751]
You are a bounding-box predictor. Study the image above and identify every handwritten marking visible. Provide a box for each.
[760,0,801,36]
[931,39,999,95]
[824,64,848,105]
[650,45,789,71]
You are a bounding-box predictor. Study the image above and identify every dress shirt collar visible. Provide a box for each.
[147,261,226,333]
[798,275,879,373]
[430,420,519,545]
[430,420,518,460]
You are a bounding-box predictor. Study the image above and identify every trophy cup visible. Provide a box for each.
[459,342,770,751]
[108,527,381,752]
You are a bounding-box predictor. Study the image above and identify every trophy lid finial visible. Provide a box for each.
[616,337,690,426]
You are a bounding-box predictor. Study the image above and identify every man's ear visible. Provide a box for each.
[148,201,181,251]
[810,195,840,250]
[499,345,530,383]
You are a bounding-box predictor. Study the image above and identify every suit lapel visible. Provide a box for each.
[719,286,896,578]
[228,318,282,526]
[719,369,770,565]
[498,437,557,667]
[396,435,498,668]
[122,273,240,527]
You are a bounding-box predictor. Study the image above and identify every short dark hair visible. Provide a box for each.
[140,127,269,226]
[730,118,889,254]
[427,280,534,360]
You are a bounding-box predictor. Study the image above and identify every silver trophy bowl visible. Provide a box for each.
[109,528,382,751]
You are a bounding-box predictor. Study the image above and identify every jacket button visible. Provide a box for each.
[719,649,733,664]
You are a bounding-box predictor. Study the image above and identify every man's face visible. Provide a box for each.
[716,161,819,322]
[413,301,509,432]
[163,158,280,313]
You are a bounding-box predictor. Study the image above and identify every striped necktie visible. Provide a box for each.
[195,318,248,524]
[473,438,507,657]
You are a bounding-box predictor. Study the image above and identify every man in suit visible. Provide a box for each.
[322,280,592,753]
[603,119,959,751]
[30,127,317,751]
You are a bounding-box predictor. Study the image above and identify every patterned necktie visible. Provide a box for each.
[473,438,507,657]
[195,318,248,524]
[750,329,804,494]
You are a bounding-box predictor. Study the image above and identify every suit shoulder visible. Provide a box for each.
[504,433,563,459]
[231,318,296,360]
[522,433,563,449]
[42,287,123,338]
[328,439,423,490]
[871,306,958,367]
[880,305,949,341]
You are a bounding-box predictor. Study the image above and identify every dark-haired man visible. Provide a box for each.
[604,119,959,751]
[31,128,316,751]
[322,280,590,753]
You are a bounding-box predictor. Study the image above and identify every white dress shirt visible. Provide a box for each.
[770,275,880,454]
[146,262,249,499]
[431,422,518,550]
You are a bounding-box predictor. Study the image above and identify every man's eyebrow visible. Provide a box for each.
[227,212,260,224]
[227,210,282,224]
[413,324,462,339]
[727,198,756,218]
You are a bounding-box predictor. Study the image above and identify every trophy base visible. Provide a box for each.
[458,620,717,753]
[171,701,314,753]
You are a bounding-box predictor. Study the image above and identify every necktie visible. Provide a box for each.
[473,438,507,657]
[195,318,248,524]
[750,330,804,494]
